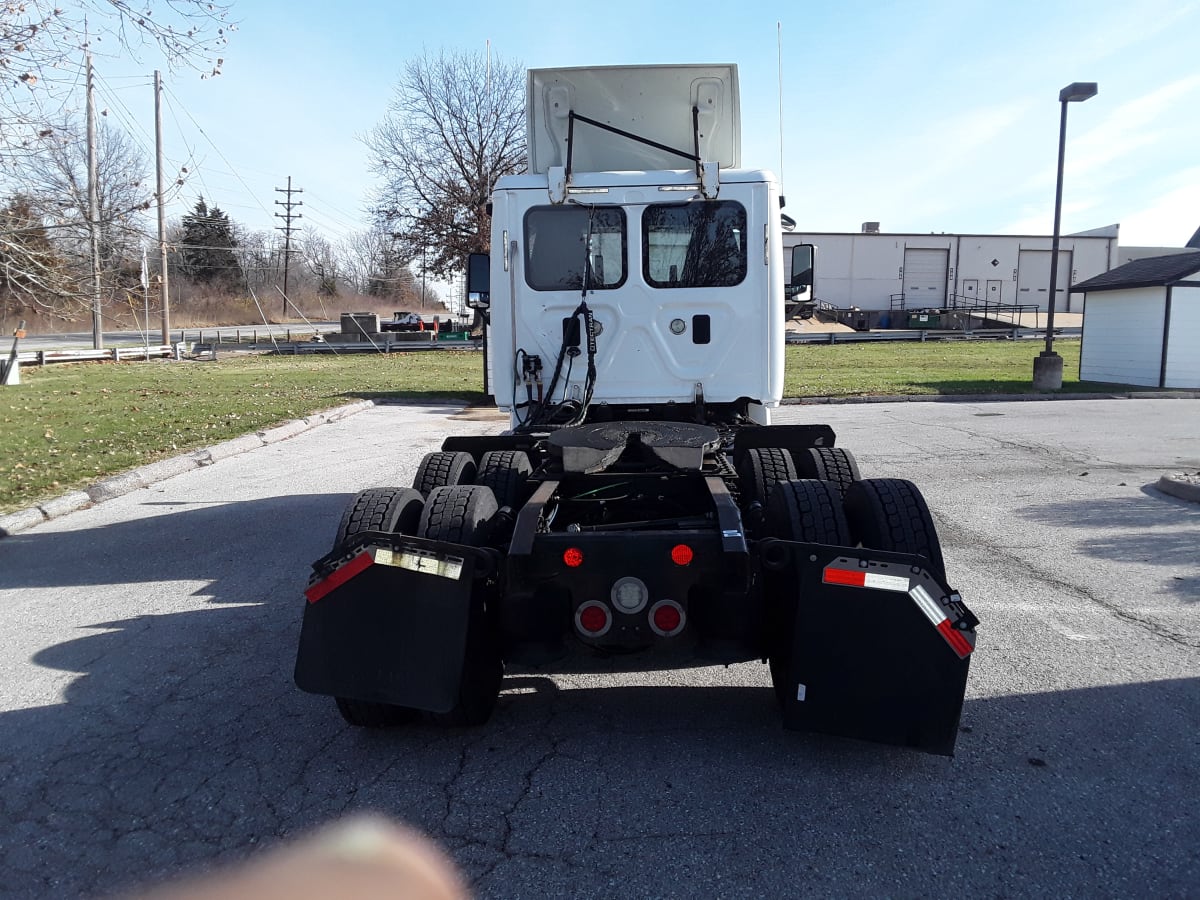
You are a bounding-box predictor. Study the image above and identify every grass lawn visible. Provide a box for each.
[0,338,1124,515]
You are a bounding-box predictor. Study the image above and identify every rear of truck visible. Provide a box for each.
[294,64,977,754]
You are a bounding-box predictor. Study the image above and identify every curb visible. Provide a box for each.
[0,399,375,538]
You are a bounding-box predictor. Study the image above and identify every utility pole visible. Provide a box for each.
[86,52,103,349]
[274,177,302,316]
[154,70,170,345]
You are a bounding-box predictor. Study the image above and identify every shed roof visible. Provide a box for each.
[1073,251,1200,292]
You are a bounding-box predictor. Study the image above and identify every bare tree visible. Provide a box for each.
[1,1,233,160]
[302,232,339,298]
[0,194,74,321]
[339,226,416,302]
[366,48,526,279]
[24,117,153,278]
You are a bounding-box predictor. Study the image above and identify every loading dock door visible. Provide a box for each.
[1017,249,1072,311]
[903,248,949,307]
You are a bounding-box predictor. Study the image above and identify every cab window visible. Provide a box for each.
[524,206,626,291]
[643,201,747,288]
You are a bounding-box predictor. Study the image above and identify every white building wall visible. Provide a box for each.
[785,231,1114,311]
[1080,288,1166,386]
[1164,285,1200,388]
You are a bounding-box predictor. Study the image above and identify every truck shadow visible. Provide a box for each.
[4,590,1198,897]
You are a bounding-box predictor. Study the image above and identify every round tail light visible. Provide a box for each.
[649,599,685,637]
[575,601,612,636]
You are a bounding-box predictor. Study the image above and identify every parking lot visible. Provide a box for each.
[0,398,1197,898]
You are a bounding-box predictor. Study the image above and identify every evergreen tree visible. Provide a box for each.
[179,197,243,287]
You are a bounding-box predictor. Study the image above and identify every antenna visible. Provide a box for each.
[777,21,785,189]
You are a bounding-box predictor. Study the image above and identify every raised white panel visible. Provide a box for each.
[528,65,740,174]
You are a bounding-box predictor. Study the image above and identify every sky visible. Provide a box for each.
[88,0,1200,268]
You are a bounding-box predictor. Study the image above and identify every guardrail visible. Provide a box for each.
[786,327,1081,345]
[17,345,176,365]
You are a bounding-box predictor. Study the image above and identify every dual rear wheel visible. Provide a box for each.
[758,454,945,705]
[329,479,504,729]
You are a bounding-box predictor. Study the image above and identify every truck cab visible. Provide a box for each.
[470,65,783,428]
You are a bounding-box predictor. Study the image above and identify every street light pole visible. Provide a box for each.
[1033,81,1097,391]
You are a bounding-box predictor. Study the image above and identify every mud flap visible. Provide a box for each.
[758,539,977,756]
[294,534,495,713]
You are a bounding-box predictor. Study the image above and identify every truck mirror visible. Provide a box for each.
[466,253,490,309]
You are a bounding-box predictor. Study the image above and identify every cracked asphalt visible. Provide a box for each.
[1,399,1198,898]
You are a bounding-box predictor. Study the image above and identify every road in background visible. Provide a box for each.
[0,399,1197,897]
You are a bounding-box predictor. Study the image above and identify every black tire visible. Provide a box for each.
[333,487,425,553]
[797,447,861,496]
[843,478,946,579]
[412,451,477,498]
[419,485,503,726]
[335,695,418,727]
[475,450,533,509]
[331,487,425,727]
[737,447,797,510]
[762,479,851,707]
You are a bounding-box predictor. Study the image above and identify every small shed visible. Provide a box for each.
[1073,252,1200,388]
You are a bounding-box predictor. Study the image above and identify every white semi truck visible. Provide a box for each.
[295,65,977,754]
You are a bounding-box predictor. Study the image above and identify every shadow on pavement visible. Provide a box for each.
[1015,491,1200,599]
[2,591,1197,898]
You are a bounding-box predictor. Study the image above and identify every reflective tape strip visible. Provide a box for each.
[377,547,465,581]
[305,551,373,604]
[823,566,910,593]
[937,618,974,658]
[909,583,948,625]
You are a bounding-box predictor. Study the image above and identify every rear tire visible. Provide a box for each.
[762,479,851,707]
[333,487,424,552]
[475,450,533,509]
[843,478,945,579]
[737,447,797,511]
[412,451,477,498]
[797,447,861,496]
[331,486,425,727]
[419,485,503,726]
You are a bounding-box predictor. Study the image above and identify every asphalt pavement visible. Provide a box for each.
[0,398,1197,898]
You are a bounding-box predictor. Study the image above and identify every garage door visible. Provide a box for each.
[902,248,948,307]
[1017,249,1072,311]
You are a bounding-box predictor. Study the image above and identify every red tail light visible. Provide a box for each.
[563,547,584,568]
[575,601,611,636]
[649,600,685,637]
[670,544,694,566]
